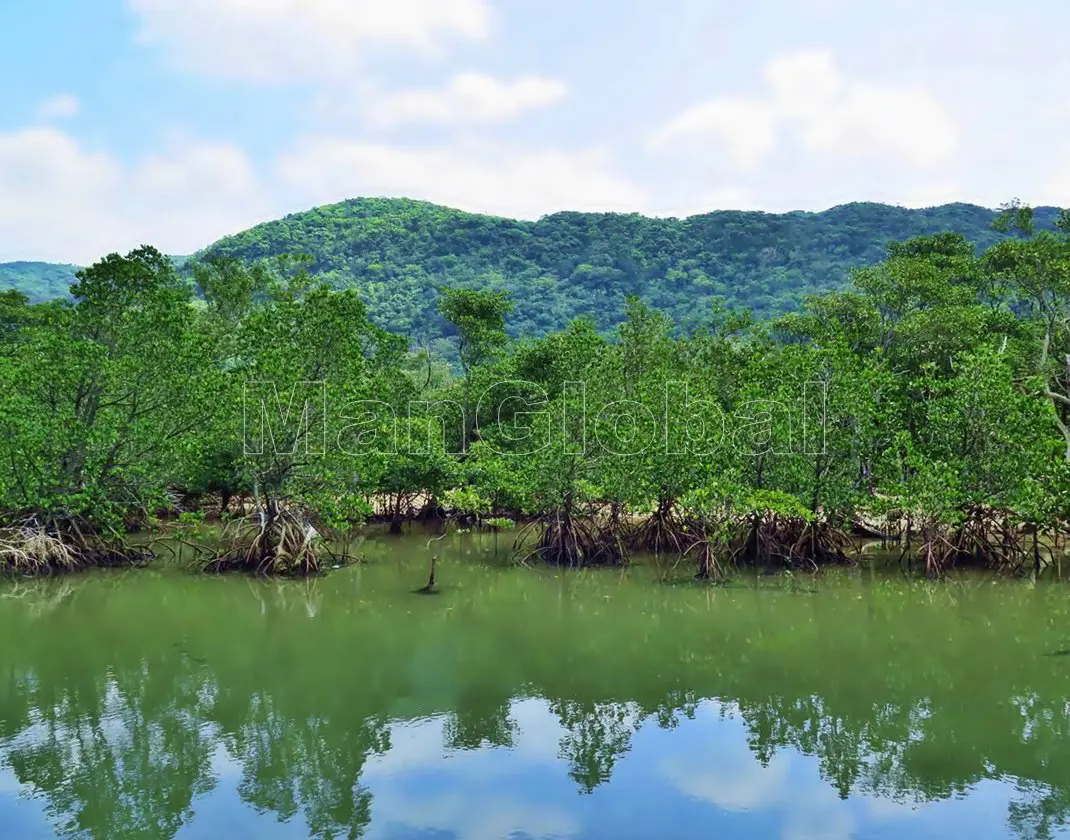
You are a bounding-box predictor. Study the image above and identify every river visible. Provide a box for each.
[0,531,1068,839]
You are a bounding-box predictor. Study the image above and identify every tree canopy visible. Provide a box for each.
[3,198,1063,345]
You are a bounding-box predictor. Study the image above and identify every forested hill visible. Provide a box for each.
[0,262,80,302]
[0,257,189,303]
[202,199,1061,342]
[3,199,1062,340]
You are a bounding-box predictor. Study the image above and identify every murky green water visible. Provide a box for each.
[1,533,1069,839]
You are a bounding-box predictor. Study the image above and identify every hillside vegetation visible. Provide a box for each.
[0,262,80,302]
[199,199,1063,340]
[3,199,1061,343]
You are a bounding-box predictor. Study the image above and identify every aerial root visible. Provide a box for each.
[514,505,626,568]
[629,499,690,556]
[684,534,724,582]
[200,506,348,577]
[724,514,853,571]
[902,508,1037,577]
[0,517,151,576]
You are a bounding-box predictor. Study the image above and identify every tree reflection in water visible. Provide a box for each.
[0,560,1068,839]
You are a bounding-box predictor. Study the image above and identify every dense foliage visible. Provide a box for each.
[200,199,1063,344]
[3,201,1070,578]
[4,199,1063,347]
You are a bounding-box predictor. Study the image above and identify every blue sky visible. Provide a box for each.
[1,0,1068,263]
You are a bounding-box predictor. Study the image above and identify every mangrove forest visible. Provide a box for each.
[2,201,1070,581]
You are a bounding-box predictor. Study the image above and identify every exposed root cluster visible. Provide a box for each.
[200,507,346,577]
[632,503,852,580]
[629,499,690,556]
[510,498,857,580]
[0,517,152,576]
[627,501,715,580]
[0,525,78,574]
[514,506,626,568]
[683,532,723,581]
[725,513,853,570]
[888,507,1047,577]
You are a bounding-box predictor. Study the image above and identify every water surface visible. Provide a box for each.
[1,533,1069,839]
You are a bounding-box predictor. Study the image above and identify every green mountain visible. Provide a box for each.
[0,256,191,303]
[3,198,1061,340]
[0,261,80,302]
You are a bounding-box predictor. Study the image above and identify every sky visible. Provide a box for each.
[0,0,1068,263]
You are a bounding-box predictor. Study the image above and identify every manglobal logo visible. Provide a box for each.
[242,379,829,458]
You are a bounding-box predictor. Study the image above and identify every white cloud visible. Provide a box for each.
[129,0,492,82]
[699,187,764,211]
[765,51,843,118]
[890,180,964,209]
[137,139,258,201]
[1040,99,1070,122]
[37,95,80,119]
[361,702,577,840]
[367,789,578,840]
[801,82,958,168]
[652,187,765,218]
[0,124,646,264]
[0,128,270,263]
[663,748,793,811]
[649,99,780,171]
[1032,147,1070,207]
[277,137,646,219]
[370,73,568,128]
[659,702,858,840]
[0,128,124,262]
[796,0,851,15]
[651,50,959,171]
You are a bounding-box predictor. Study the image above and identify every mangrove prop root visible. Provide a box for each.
[200,507,349,577]
[629,499,690,557]
[685,535,723,582]
[905,507,1037,578]
[723,514,854,571]
[514,505,626,568]
[0,517,152,576]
